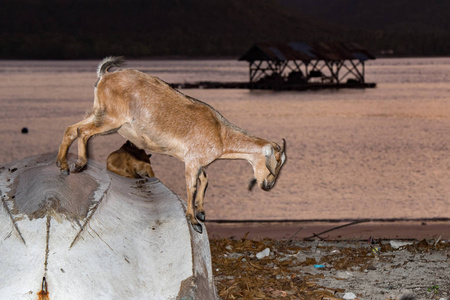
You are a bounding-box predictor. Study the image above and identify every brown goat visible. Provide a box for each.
[107,140,155,178]
[56,57,286,233]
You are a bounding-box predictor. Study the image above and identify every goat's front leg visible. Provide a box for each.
[195,168,208,222]
[185,166,203,234]
[73,119,120,172]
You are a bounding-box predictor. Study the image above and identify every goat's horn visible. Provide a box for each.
[281,138,286,152]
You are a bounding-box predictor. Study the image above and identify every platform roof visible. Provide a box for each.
[239,42,375,62]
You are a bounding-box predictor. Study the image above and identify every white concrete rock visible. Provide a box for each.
[0,153,218,300]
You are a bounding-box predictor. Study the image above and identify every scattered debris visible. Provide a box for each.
[343,292,357,299]
[390,240,414,249]
[256,248,270,259]
[335,271,353,280]
[210,237,450,300]
[314,264,326,269]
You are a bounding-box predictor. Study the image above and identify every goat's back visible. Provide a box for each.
[97,69,222,123]
[96,69,229,160]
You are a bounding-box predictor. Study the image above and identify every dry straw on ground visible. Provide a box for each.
[209,235,450,300]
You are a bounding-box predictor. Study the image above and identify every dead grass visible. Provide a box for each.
[210,236,344,300]
[209,236,450,300]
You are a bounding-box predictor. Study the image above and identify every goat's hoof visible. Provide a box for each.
[56,160,61,167]
[196,211,206,222]
[60,169,70,176]
[192,223,203,234]
[72,163,86,173]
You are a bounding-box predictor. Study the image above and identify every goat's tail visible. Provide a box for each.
[97,56,124,78]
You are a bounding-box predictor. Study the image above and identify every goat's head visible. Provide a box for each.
[249,139,286,191]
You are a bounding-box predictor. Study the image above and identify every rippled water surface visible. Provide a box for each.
[1,58,449,220]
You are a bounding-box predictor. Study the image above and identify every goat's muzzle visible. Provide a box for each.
[261,179,275,191]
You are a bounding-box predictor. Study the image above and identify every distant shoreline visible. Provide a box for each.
[2,54,450,61]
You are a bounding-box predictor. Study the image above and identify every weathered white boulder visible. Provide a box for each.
[0,153,217,300]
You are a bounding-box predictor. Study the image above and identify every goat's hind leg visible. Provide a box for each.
[56,114,96,174]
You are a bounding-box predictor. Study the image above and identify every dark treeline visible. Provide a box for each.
[280,0,450,57]
[1,0,449,59]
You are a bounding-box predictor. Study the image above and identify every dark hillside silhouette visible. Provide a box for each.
[281,0,450,56]
[1,0,449,58]
[1,0,341,59]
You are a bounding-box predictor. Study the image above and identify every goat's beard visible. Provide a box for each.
[248,178,257,191]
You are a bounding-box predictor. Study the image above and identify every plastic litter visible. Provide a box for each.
[330,249,341,255]
[314,264,325,269]
[390,240,414,249]
[368,236,381,253]
[371,246,381,254]
[343,292,357,299]
[256,248,270,259]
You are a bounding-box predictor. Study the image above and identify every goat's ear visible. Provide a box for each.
[263,145,277,176]
[278,138,287,166]
[281,152,286,165]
